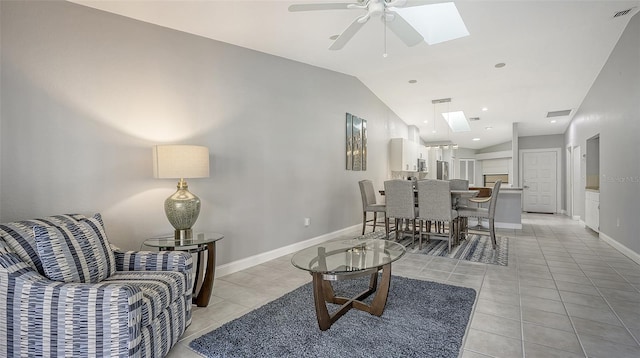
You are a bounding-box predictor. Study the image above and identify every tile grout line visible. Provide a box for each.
[539,231,589,358]
[573,235,640,348]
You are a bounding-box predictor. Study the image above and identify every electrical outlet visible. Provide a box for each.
[304,218,310,227]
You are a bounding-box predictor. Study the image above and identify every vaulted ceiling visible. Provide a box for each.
[71,0,640,149]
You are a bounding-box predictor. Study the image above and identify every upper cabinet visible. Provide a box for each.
[390,138,418,172]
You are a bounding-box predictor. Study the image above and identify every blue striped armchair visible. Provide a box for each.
[0,214,193,357]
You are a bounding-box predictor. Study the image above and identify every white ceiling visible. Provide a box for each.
[70,0,640,149]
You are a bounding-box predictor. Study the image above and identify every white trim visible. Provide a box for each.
[216,224,360,277]
[600,232,640,266]
[519,148,562,214]
[572,215,580,221]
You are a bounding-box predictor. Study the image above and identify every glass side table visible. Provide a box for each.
[144,232,224,307]
[291,238,406,330]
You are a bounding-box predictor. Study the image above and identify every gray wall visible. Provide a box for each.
[477,141,512,154]
[565,12,640,255]
[0,1,409,264]
[519,134,564,150]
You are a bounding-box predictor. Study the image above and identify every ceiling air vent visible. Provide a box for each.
[546,109,572,118]
[469,117,481,121]
[613,7,636,18]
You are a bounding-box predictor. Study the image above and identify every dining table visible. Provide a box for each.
[378,189,479,208]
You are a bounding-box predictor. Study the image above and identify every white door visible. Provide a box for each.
[522,151,557,213]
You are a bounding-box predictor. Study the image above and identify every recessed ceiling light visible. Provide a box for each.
[482,107,488,112]
[472,138,481,141]
[495,63,506,68]
[432,130,437,133]
[423,120,429,123]
[408,79,417,84]
[550,119,557,123]
[329,35,339,40]
[485,126,493,130]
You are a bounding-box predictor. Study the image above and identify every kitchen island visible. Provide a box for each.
[469,186,523,229]
[495,187,523,229]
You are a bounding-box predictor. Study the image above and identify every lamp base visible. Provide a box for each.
[165,179,201,241]
[175,229,193,245]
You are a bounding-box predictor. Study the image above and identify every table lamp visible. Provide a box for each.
[152,145,210,241]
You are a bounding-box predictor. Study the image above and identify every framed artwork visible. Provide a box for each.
[346,113,367,171]
[346,113,353,170]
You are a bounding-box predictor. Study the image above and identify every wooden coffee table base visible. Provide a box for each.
[311,263,392,331]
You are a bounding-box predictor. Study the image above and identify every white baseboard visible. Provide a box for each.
[216,224,360,278]
[572,215,580,221]
[599,232,640,266]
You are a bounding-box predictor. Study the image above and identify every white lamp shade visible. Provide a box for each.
[152,145,210,179]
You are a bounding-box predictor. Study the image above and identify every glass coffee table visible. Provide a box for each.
[291,238,406,330]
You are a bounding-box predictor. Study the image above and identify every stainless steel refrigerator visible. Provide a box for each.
[436,160,449,180]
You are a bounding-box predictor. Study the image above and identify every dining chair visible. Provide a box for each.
[358,180,386,235]
[416,179,459,253]
[449,179,469,190]
[466,186,493,230]
[449,179,469,234]
[457,180,502,249]
[383,179,417,245]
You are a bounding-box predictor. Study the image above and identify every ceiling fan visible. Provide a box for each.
[288,0,447,50]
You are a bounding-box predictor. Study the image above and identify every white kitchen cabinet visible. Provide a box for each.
[585,190,599,232]
[390,138,418,172]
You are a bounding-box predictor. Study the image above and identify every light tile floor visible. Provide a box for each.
[168,213,640,358]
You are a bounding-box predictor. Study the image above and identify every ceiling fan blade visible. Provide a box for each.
[288,3,355,12]
[385,11,424,47]
[329,16,368,50]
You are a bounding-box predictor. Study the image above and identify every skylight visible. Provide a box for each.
[441,111,471,132]
[394,2,469,45]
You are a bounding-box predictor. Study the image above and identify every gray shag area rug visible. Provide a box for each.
[363,230,509,266]
[189,275,476,358]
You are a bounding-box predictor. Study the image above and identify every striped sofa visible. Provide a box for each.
[0,214,193,357]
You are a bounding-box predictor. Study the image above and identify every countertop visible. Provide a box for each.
[500,187,523,191]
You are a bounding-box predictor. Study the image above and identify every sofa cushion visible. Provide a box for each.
[104,270,188,327]
[33,214,116,283]
[0,214,86,274]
